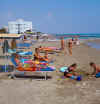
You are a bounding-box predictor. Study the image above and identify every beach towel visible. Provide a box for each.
[18,51,32,55]
[60,67,68,72]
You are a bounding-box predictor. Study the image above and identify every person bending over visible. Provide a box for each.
[90,62,100,78]
[64,63,82,81]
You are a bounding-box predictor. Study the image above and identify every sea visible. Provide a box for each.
[54,33,100,50]
[55,33,100,39]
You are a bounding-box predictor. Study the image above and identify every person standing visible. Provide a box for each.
[61,37,65,50]
[89,62,100,78]
[11,39,17,50]
[60,37,67,54]
[68,39,73,55]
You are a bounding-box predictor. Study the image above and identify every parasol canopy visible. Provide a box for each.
[0,34,22,39]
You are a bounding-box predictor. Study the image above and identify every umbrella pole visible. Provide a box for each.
[5,47,7,72]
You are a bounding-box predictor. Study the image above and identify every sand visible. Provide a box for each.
[0,39,100,104]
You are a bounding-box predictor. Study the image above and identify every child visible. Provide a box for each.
[89,62,100,78]
[64,63,82,81]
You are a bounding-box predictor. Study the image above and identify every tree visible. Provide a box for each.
[0,28,7,33]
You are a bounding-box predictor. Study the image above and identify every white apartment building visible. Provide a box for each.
[8,19,32,34]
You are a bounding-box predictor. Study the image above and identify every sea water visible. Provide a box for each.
[54,33,100,50]
[55,33,100,39]
[86,42,100,50]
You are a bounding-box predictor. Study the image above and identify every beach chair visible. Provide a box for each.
[17,43,31,49]
[17,51,32,56]
[10,57,56,80]
[8,49,32,55]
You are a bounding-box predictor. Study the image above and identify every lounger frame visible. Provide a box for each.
[10,66,52,80]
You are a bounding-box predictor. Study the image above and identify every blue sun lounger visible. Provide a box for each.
[10,56,56,80]
[8,49,33,56]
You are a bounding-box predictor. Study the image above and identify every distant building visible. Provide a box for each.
[8,19,33,34]
[3,26,8,33]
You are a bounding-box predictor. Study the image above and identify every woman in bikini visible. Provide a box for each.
[68,39,73,55]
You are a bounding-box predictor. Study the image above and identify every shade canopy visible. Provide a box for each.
[0,34,22,39]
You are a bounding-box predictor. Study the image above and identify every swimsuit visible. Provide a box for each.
[96,72,100,78]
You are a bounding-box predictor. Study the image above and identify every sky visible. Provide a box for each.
[0,0,100,33]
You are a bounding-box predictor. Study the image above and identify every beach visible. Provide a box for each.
[0,39,100,104]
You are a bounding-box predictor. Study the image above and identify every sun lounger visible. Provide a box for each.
[17,43,31,49]
[17,51,32,56]
[10,57,56,80]
[39,47,62,54]
[8,49,33,56]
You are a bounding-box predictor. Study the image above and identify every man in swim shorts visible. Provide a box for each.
[90,62,100,78]
[68,39,72,55]
[60,37,67,54]
[61,37,65,50]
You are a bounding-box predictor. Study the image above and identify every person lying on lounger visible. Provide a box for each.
[14,53,23,67]
[89,62,100,78]
[13,53,36,68]
[64,63,82,81]
[38,46,59,52]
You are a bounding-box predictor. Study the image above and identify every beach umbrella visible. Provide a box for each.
[0,34,22,39]
[0,34,22,72]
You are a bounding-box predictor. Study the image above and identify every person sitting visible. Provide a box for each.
[44,51,49,61]
[34,48,49,62]
[12,53,23,67]
[13,53,37,69]
[64,63,82,81]
[34,48,40,61]
[89,62,100,78]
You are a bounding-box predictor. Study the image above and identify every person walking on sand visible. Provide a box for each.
[89,62,100,78]
[68,39,72,55]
